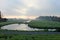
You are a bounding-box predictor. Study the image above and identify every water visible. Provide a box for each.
[1,24,44,31]
[1,24,56,31]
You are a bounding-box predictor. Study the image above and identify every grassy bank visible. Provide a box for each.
[0,22,21,27]
[0,34,60,40]
[28,21,60,29]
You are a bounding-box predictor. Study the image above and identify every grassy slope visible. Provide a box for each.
[28,21,60,29]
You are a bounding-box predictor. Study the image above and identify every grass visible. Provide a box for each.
[0,34,60,40]
[0,21,21,27]
[28,20,60,29]
[0,21,60,40]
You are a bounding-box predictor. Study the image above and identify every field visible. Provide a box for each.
[28,20,60,29]
[0,34,60,40]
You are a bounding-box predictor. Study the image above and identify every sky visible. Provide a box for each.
[0,0,60,19]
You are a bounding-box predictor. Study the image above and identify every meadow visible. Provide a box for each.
[28,20,60,29]
[0,34,60,40]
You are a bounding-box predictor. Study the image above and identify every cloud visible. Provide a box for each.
[0,0,7,10]
[0,0,60,18]
[15,8,28,14]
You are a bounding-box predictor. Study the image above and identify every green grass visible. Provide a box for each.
[28,20,60,29]
[0,34,60,40]
[0,22,21,27]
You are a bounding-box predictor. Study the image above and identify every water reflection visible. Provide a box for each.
[1,24,56,31]
[1,24,44,31]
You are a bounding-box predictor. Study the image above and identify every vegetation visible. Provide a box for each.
[36,16,60,22]
[0,18,29,27]
[0,18,7,22]
[0,22,21,27]
[28,20,60,29]
[0,34,60,40]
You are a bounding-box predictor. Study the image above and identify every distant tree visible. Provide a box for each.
[0,18,8,22]
[36,16,60,22]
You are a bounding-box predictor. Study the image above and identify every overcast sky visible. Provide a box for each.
[0,0,60,19]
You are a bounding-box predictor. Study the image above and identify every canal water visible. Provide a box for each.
[1,24,56,31]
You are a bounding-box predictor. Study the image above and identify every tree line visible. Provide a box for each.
[36,16,60,22]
